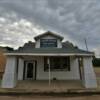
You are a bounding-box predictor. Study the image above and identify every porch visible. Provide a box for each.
[1,54,97,89]
[15,80,84,91]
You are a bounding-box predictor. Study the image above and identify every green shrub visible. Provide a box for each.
[93,58,100,67]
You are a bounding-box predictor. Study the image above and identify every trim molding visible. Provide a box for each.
[4,53,93,56]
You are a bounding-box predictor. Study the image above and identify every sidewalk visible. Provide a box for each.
[0,88,100,97]
[0,80,100,96]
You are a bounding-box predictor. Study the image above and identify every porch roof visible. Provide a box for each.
[5,48,94,56]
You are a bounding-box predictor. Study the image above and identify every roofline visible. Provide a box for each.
[34,31,64,41]
[4,53,94,56]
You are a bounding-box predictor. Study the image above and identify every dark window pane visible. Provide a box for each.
[27,63,33,78]
[40,39,57,47]
[44,57,70,71]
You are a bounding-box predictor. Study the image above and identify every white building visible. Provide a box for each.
[2,31,97,88]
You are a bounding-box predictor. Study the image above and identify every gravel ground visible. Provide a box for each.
[0,95,100,100]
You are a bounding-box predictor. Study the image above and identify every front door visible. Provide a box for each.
[25,61,35,80]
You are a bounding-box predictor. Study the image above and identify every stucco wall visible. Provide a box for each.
[35,35,62,48]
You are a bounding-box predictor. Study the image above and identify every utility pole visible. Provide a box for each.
[84,38,88,51]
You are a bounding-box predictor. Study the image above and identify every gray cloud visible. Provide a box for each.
[0,0,100,56]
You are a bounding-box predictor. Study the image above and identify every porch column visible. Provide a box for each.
[18,58,24,80]
[2,56,17,88]
[82,57,97,88]
[47,57,51,85]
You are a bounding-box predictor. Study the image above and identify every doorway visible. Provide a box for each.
[24,61,36,80]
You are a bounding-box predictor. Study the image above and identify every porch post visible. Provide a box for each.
[47,57,51,86]
[82,56,97,88]
[2,56,17,88]
[18,58,24,80]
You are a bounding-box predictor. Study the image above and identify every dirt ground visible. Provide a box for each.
[0,95,100,100]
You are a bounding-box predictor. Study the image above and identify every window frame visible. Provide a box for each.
[40,39,57,48]
[44,57,70,72]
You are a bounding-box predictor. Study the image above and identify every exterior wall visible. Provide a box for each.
[2,55,97,88]
[18,56,80,80]
[36,56,80,80]
[35,39,40,48]
[82,57,97,88]
[57,39,62,48]
[2,56,17,88]
[35,35,62,48]
[18,58,24,80]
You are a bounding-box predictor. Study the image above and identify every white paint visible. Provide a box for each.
[17,56,80,80]
[35,35,62,48]
[2,55,97,89]
[57,39,62,48]
[1,32,96,89]
[2,56,17,88]
[83,57,97,88]
[36,56,80,80]
[35,39,40,48]
[71,57,80,79]
[47,57,51,85]
[5,53,93,56]
[18,58,24,80]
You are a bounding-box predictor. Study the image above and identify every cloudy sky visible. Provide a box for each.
[0,0,100,57]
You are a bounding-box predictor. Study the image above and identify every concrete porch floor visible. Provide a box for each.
[15,80,84,91]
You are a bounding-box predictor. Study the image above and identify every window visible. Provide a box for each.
[40,39,57,47]
[44,57,70,71]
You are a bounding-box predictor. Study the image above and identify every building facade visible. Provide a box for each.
[2,31,97,88]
